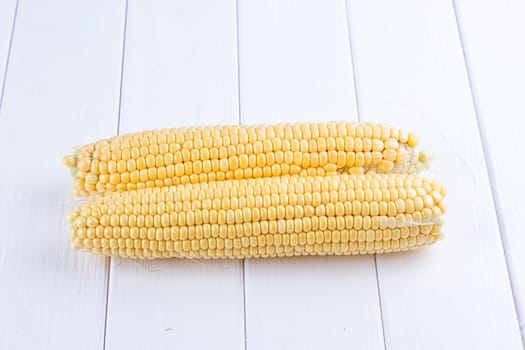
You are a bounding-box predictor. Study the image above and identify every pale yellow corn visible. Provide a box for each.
[63,122,429,196]
[68,173,445,259]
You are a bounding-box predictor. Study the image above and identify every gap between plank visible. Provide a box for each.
[343,0,362,119]
[343,1,387,348]
[0,0,20,112]
[101,257,111,350]
[235,0,249,349]
[103,0,129,349]
[116,0,129,137]
[451,1,524,346]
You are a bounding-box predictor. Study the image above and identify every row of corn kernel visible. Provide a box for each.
[92,123,415,150]
[73,197,442,226]
[92,136,404,159]
[75,151,406,194]
[73,222,439,243]
[74,230,439,260]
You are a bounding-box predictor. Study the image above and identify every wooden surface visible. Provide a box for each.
[453,0,525,343]
[0,0,124,348]
[0,0,523,348]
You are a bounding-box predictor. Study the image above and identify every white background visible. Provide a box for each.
[0,0,523,349]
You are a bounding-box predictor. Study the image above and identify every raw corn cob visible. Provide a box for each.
[68,173,445,259]
[63,122,430,196]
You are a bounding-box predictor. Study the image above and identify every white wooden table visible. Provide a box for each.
[0,0,524,349]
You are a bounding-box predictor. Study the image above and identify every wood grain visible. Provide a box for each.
[346,0,523,348]
[104,1,245,349]
[454,0,525,342]
[0,0,125,348]
[238,1,384,349]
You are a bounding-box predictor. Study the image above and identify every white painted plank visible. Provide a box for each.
[118,1,240,128]
[346,0,522,349]
[104,1,244,349]
[239,0,358,121]
[454,0,525,342]
[0,0,16,98]
[0,0,125,349]
[238,1,384,349]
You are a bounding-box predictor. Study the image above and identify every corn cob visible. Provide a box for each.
[63,122,429,196]
[68,173,445,259]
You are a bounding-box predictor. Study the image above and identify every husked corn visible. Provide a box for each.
[68,173,445,259]
[63,122,429,196]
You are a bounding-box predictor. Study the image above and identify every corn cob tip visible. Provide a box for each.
[71,237,82,250]
[66,210,77,223]
[419,151,433,163]
[412,151,433,172]
[63,155,76,167]
[407,132,418,147]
